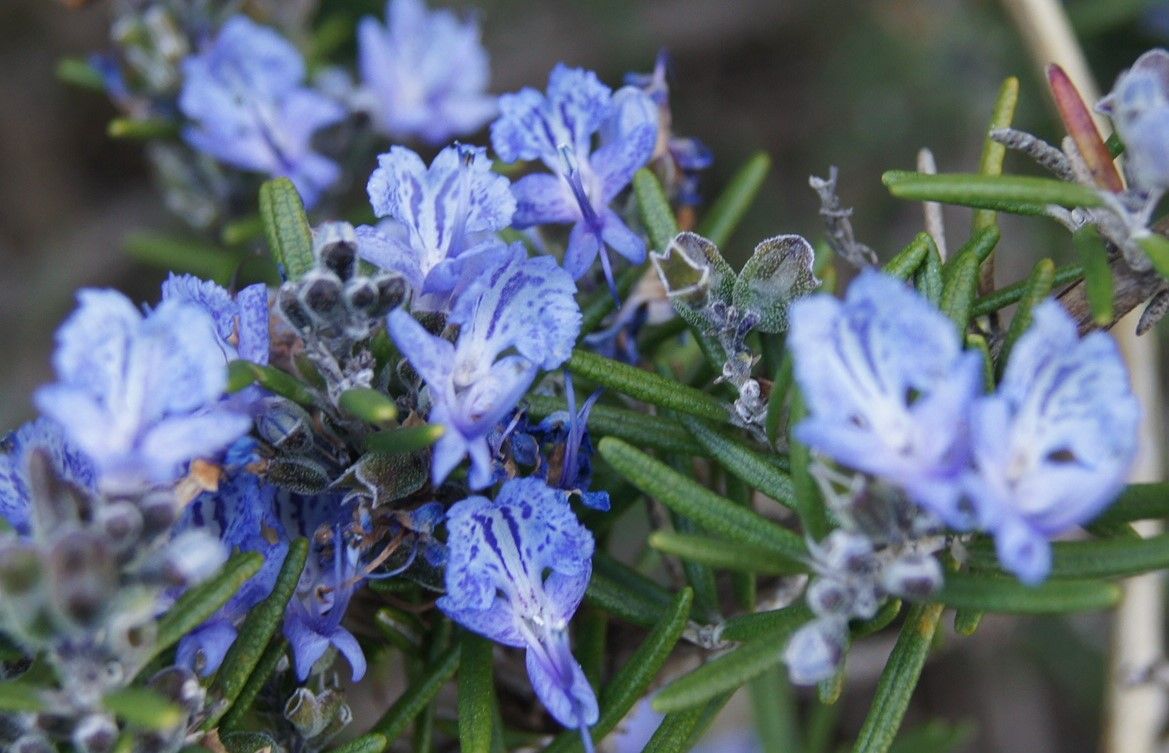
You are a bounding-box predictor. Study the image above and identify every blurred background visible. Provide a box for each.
[2,1,1168,751]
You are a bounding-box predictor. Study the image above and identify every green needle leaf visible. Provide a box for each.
[883,171,1103,214]
[107,117,180,140]
[1091,483,1169,526]
[457,632,498,753]
[641,693,735,753]
[227,360,318,407]
[1138,233,1169,279]
[883,233,931,280]
[966,533,1169,579]
[327,734,389,753]
[789,389,831,540]
[259,178,315,281]
[997,258,1055,374]
[219,639,287,734]
[364,425,445,455]
[649,530,806,575]
[634,169,680,251]
[599,437,805,559]
[939,249,979,335]
[151,552,264,665]
[204,539,309,730]
[653,636,786,713]
[544,589,694,753]
[338,388,399,426]
[972,76,1020,231]
[586,553,676,627]
[933,571,1120,612]
[0,681,46,712]
[720,604,813,644]
[914,239,943,306]
[679,415,797,510]
[851,603,944,753]
[568,350,730,424]
[698,152,772,247]
[56,57,106,90]
[125,232,246,286]
[371,643,461,742]
[103,687,185,731]
[1074,227,1114,325]
[971,264,1082,317]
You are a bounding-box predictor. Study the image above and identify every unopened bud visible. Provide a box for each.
[784,616,848,686]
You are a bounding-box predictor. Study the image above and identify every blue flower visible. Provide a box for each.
[35,289,252,493]
[359,144,515,301]
[491,64,658,284]
[439,477,598,734]
[528,377,609,511]
[1098,48,1169,194]
[0,419,97,537]
[176,467,289,675]
[623,51,713,205]
[179,16,346,208]
[788,270,982,524]
[357,0,497,144]
[161,274,270,365]
[964,301,1140,584]
[389,246,581,488]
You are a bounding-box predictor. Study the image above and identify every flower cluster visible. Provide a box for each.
[15,4,1160,752]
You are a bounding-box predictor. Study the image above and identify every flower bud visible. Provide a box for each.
[784,616,848,686]
[881,552,943,599]
[314,221,358,281]
[72,714,118,753]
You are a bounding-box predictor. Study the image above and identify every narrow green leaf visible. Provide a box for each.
[576,605,608,691]
[939,250,979,334]
[374,607,426,651]
[851,603,945,753]
[527,394,704,457]
[1138,234,1169,278]
[698,151,772,247]
[953,608,984,636]
[205,539,309,730]
[914,240,943,306]
[586,553,675,627]
[852,598,902,638]
[765,354,793,447]
[219,639,287,734]
[654,636,784,713]
[719,603,813,644]
[458,632,497,753]
[579,266,644,337]
[669,506,720,623]
[108,117,179,140]
[339,387,399,426]
[649,531,805,575]
[0,681,45,712]
[259,178,315,281]
[371,643,461,742]
[635,169,680,251]
[679,415,796,510]
[789,389,831,539]
[364,425,444,455]
[641,693,734,753]
[1074,228,1114,325]
[883,233,931,280]
[327,734,389,753]
[972,77,1020,231]
[598,438,805,559]
[152,552,264,663]
[945,225,1001,275]
[56,56,106,90]
[966,533,1169,579]
[104,687,185,730]
[750,665,801,753]
[221,215,264,247]
[227,360,318,407]
[998,258,1055,373]
[568,350,729,424]
[1091,483,1169,526]
[883,172,1103,213]
[544,589,694,753]
[934,571,1119,612]
[971,264,1082,317]
[125,232,245,286]
[888,721,975,753]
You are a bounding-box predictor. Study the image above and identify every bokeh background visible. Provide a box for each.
[1,1,1168,751]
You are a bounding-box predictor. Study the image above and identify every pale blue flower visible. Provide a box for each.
[179,16,346,208]
[359,144,515,300]
[0,419,97,537]
[491,64,658,284]
[161,274,270,365]
[35,289,252,493]
[357,0,497,144]
[788,270,982,524]
[964,301,1140,584]
[1098,48,1169,194]
[439,477,598,733]
[388,246,581,488]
